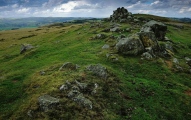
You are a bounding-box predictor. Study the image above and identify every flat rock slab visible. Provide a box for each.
[38,95,59,112]
[86,64,108,79]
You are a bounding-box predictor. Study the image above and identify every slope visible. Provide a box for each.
[0,15,191,120]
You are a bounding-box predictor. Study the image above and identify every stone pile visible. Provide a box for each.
[60,80,93,109]
[109,7,136,23]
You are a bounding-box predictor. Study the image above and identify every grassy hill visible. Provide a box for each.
[0,14,191,120]
[0,17,95,31]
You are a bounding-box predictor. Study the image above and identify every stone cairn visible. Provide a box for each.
[109,7,134,23]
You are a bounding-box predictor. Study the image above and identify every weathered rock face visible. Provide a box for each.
[86,64,108,79]
[116,34,145,55]
[140,20,167,41]
[109,7,134,23]
[38,95,59,112]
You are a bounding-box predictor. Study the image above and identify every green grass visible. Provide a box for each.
[0,17,191,120]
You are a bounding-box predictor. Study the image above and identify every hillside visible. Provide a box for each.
[0,17,94,31]
[0,8,191,120]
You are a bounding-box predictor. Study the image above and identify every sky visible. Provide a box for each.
[0,0,191,18]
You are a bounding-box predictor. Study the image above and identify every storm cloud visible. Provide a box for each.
[0,0,190,18]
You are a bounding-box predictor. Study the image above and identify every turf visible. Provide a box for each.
[0,16,191,120]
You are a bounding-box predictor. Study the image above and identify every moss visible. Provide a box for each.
[142,36,154,47]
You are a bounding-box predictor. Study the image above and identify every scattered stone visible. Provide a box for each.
[172,58,183,71]
[106,53,110,58]
[117,34,126,40]
[185,57,191,62]
[185,57,191,67]
[60,84,68,91]
[134,19,139,23]
[63,79,93,109]
[94,34,107,39]
[73,93,92,109]
[164,41,174,52]
[59,62,79,71]
[86,64,108,79]
[68,90,80,98]
[66,80,72,87]
[27,110,34,118]
[164,37,171,41]
[39,71,45,76]
[141,52,153,60]
[102,44,110,49]
[173,58,179,64]
[175,65,183,71]
[20,44,34,54]
[106,54,119,62]
[75,80,87,90]
[55,40,60,44]
[116,34,145,55]
[110,27,121,32]
[91,83,98,95]
[38,95,59,112]
[72,85,80,91]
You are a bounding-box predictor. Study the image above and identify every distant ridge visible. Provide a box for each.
[0,17,94,31]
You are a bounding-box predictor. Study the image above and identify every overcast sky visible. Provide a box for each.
[0,0,191,18]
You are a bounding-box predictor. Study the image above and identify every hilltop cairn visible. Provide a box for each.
[109,7,136,23]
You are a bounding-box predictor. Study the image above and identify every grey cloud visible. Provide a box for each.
[73,3,104,10]
[42,0,73,8]
[151,0,191,9]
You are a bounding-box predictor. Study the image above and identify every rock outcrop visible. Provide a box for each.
[115,20,173,58]
[140,20,167,41]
